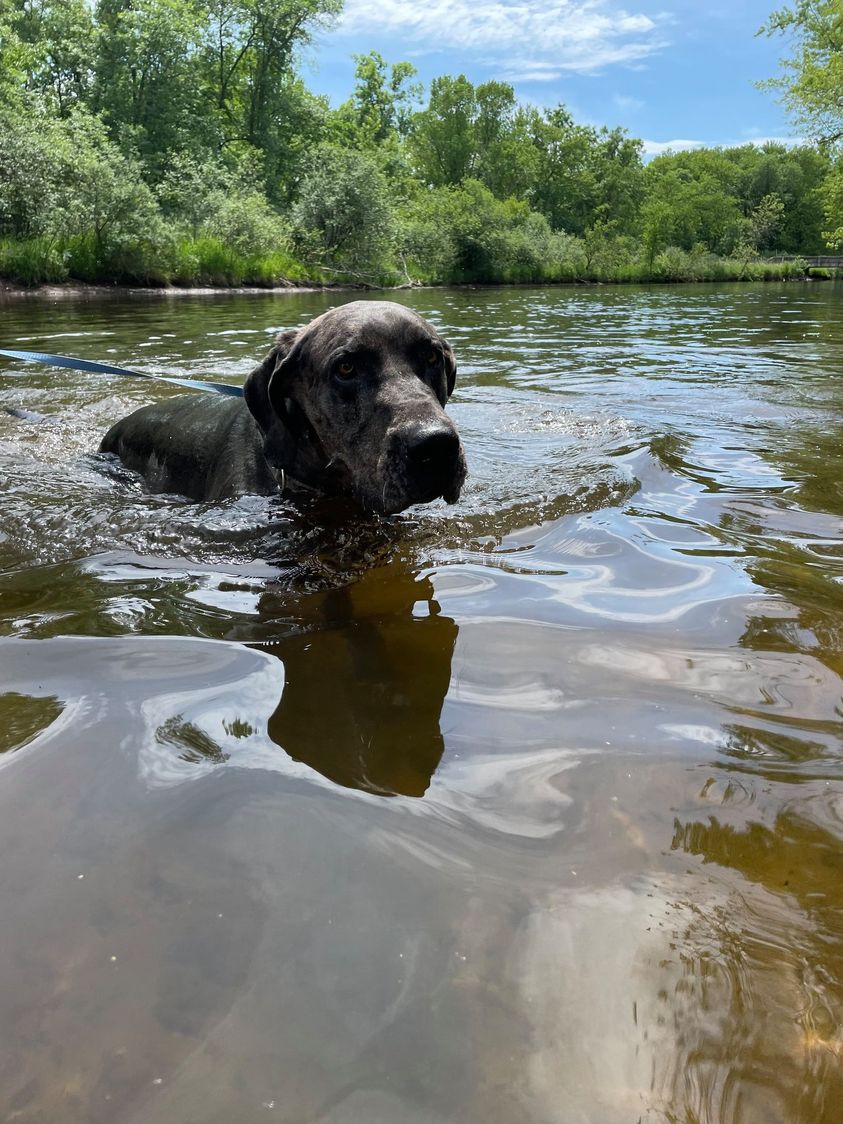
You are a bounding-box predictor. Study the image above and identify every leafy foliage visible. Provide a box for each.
[761,0,843,147]
[761,1,843,245]
[822,159,843,246]
[0,0,837,286]
[292,144,395,275]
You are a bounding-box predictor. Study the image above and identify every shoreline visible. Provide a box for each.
[0,280,340,300]
[0,274,832,301]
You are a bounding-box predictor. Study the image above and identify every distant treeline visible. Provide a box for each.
[0,0,838,287]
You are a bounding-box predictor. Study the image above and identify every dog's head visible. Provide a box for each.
[244,301,466,513]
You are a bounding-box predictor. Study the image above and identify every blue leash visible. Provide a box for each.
[0,348,244,397]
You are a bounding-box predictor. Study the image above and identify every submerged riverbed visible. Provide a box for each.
[1,283,841,1123]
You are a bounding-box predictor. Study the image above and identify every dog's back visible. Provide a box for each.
[100,395,275,501]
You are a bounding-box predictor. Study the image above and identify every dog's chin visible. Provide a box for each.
[441,481,463,505]
[360,477,463,515]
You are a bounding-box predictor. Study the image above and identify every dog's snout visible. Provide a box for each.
[392,423,464,506]
[406,427,461,474]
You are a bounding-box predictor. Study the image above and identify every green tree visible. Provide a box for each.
[409,74,477,186]
[408,77,547,201]
[334,51,421,146]
[641,156,742,257]
[11,0,96,115]
[822,158,843,245]
[730,142,830,250]
[406,78,645,236]
[92,0,338,187]
[641,143,830,254]
[732,191,786,273]
[94,0,207,177]
[0,4,28,108]
[292,144,395,273]
[761,2,842,247]
[0,104,69,236]
[400,179,563,283]
[528,108,644,235]
[198,0,339,163]
[761,0,843,146]
[478,106,542,200]
[203,189,290,256]
[156,146,293,250]
[64,113,165,260]
[156,153,235,238]
[0,104,167,262]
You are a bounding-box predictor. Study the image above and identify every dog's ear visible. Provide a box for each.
[245,328,326,488]
[443,340,457,399]
[266,330,315,441]
[243,329,299,434]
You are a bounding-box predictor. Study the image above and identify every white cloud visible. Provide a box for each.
[339,0,668,76]
[733,134,805,148]
[641,138,705,156]
[642,135,805,158]
[614,93,644,112]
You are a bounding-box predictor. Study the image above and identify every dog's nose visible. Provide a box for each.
[406,426,461,475]
[402,424,463,502]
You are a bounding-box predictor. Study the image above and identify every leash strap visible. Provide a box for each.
[0,348,244,398]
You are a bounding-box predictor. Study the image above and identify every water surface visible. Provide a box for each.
[1,283,842,1123]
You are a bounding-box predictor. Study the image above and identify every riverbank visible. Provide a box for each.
[1,231,831,295]
[0,268,834,301]
[0,280,331,300]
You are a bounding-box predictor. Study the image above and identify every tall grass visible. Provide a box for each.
[0,233,317,288]
[0,237,69,285]
[417,251,808,286]
[0,233,817,289]
[169,238,318,286]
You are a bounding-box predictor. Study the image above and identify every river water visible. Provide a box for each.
[0,283,841,1123]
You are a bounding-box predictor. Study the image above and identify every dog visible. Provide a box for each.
[100,301,467,513]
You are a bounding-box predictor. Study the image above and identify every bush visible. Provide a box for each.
[0,110,68,239]
[167,238,312,287]
[292,144,396,274]
[157,154,292,259]
[0,106,176,281]
[0,109,305,286]
[400,180,565,283]
[203,190,291,258]
[651,245,703,281]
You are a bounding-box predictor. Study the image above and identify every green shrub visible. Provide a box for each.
[202,190,291,258]
[167,238,313,287]
[0,237,68,285]
[293,144,396,275]
[400,180,565,283]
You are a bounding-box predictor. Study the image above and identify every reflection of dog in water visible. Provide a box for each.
[262,572,458,798]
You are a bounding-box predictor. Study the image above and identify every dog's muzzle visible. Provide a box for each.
[376,421,466,512]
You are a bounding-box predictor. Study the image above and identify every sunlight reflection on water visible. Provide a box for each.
[0,283,842,1122]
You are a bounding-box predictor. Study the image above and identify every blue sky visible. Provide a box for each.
[304,1,799,155]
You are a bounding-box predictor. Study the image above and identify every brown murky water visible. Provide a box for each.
[0,283,842,1123]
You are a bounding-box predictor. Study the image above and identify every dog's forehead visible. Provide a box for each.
[306,302,434,351]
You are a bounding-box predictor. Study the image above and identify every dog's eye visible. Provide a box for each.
[426,350,440,366]
[335,361,355,379]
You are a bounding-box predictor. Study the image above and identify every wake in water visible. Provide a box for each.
[0,379,641,581]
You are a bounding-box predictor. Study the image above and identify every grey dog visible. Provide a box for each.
[100,301,467,513]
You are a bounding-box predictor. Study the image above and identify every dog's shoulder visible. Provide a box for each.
[100,395,274,501]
